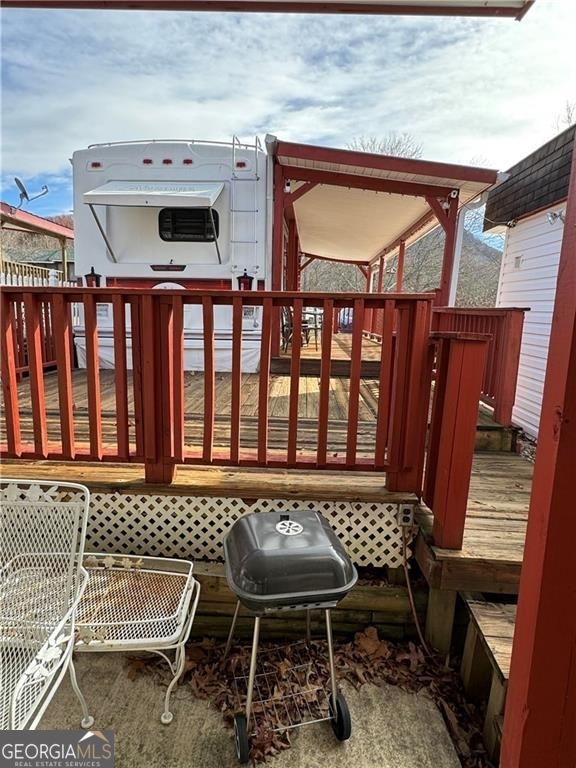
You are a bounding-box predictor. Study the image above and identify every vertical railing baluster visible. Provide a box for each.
[0,294,22,456]
[230,296,243,464]
[287,299,303,465]
[112,294,129,459]
[346,298,365,468]
[257,298,273,466]
[52,293,75,459]
[202,295,215,463]
[316,298,334,468]
[130,296,145,459]
[23,293,48,457]
[374,299,395,469]
[83,292,103,460]
[172,294,185,463]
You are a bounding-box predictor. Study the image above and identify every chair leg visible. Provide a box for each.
[69,658,95,729]
[160,578,201,724]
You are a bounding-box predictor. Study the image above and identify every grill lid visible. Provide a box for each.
[223,510,357,611]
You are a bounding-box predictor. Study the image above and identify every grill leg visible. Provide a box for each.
[325,609,338,701]
[245,616,260,722]
[224,600,241,658]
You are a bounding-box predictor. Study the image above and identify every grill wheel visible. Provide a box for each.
[234,712,250,763]
[330,692,352,741]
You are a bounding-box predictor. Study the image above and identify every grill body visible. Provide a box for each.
[224,510,357,612]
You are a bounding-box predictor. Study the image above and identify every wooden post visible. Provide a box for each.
[425,588,457,656]
[500,137,576,768]
[140,293,176,484]
[271,164,285,356]
[396,240,405,292]
[428,195,459,307]
[286,218,298,291]
[424,333,489,549]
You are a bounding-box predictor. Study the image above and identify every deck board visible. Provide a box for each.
[415,453,532,593]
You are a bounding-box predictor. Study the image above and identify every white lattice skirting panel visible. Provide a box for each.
[87,494,415,568]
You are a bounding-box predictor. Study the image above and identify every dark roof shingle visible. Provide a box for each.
[483,124,575,230]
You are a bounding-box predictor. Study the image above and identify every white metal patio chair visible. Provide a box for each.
[0,478,89,730]
[70,553,200,727]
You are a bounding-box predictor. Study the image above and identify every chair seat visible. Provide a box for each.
[75,554,197,649]
[70,553,200,727]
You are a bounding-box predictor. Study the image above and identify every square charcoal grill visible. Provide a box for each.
[223,510,358,613]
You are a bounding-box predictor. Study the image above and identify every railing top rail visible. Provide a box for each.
[0,285,436,303]
[430,331,493,342]
[433,306,530,315]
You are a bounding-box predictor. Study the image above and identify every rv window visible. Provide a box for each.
[158,208,219,242]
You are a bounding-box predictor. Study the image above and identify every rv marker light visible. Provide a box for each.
[143,158,153,164]
[162,158,173,164]
[90,162,102,168]
[183,158,193,165]
[236,161,247,168]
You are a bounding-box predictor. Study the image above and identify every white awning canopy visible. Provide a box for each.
[83,181,224,208]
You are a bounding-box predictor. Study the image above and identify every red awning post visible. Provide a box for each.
[396,240,405,292]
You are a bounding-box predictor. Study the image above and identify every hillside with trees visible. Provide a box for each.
[301,224,503,307]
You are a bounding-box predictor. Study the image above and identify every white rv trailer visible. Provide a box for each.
[72,137,272,371]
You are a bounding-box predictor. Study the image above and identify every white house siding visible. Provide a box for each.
[496,207,565,437]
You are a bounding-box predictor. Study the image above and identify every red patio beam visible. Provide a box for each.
[0,1,535,19]
[276,141,498,185]
[282,166,454,199]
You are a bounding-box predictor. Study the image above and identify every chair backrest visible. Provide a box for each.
[0,479,90,729]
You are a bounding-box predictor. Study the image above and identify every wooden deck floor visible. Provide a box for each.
[1,368,384,457]
[1,330,511,456]
[415,452,532,595]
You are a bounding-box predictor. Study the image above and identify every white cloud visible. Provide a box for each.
[1,1,575,214]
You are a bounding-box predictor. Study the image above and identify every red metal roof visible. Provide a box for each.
[270,138,499,265]
[0,202,74,240]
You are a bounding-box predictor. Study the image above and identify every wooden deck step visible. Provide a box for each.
[460,598,516,762]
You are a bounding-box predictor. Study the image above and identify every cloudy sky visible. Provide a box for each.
[1,0,574,216]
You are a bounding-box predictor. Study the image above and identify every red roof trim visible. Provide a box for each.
[275,140,498,185]
[0,202,74,240]
[0,1,533,18]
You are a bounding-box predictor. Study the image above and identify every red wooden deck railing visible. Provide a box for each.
[0,286,493,548]
[364,305,526,426]
[431,307,526,426]
[0,288,430,486]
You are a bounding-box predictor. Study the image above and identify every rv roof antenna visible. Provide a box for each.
[14,177,49,210]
